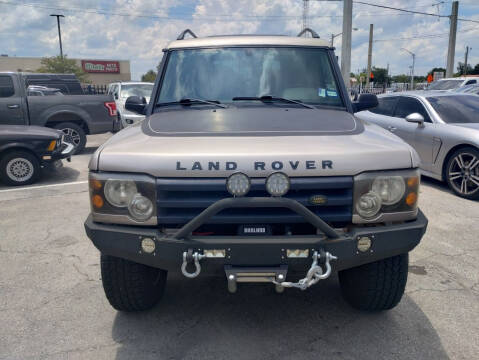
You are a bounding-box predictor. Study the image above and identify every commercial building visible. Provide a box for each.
[0,56,131,85]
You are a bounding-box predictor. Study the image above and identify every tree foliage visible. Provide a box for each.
[141,69,157,82]
[36,55,89,83]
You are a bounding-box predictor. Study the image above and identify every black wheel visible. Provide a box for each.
[338,253,408,311]
[54,122,86,154]
[0,150,41,186]
[100,254,167,312]
[445,147,479,200]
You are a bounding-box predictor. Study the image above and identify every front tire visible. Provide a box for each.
[338,253,408,311]
[54,122,86,154]
[100,255,167,312]
[445,147,479,200]
[0,150,41,186]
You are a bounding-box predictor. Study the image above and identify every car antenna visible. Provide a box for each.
[177,29,197,40]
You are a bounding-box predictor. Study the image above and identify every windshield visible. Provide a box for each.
[121,84,153,98]
[428,79,463,90]
[427,95,479,123]
[158,47,343,107]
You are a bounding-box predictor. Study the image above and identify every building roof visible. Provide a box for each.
[165,35,331,50]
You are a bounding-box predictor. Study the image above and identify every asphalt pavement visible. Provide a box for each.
[0,134,478,360]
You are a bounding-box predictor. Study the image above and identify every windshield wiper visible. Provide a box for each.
[232,95,315,109]
[157,98,227,109]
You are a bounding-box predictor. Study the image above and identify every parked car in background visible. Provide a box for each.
[0,72,119,154]
[0,125,74,185]
[27,85,64,96]
[356,92,479,199]
[107,81,154,128]
[427,76,479,91]
[454,84,479,95]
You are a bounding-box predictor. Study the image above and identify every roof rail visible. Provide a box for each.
[297,28,320,38]
[177,29,197,40]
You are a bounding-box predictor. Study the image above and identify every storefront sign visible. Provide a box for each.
[81,60,120,73]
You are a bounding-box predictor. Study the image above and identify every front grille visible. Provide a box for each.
[156,177,353,226]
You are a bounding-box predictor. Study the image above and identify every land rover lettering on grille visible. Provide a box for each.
[175,160,333,171]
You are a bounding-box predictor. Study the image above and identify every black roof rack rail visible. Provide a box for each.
[177,29,197,40]
[297,28,320,38]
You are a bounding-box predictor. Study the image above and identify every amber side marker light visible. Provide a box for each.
[90,179,103,190]
[92,195,104,208]
[47,140,56,151]
[407,176,419,188]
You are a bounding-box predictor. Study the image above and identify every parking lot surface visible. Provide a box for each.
[0,134,478,360]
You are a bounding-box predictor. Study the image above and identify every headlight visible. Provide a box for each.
[89,173,157,225]
[372,176,405,205]
[128,193,154,221]
[356,191,382,218]
[353,169,420,223]
[266,172,290,197]
[227,173,250,197]
[104,180,137,207]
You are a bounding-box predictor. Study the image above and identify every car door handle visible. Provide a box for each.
[388,126,397,132]
[7,104,20,109]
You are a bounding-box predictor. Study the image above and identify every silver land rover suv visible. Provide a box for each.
[85,29,428,312]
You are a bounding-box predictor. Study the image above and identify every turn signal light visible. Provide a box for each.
[90,179,103,190]
[47,140,56,151]
[92,194,104,208]
[407,176,419,188]
[405,192,418,207]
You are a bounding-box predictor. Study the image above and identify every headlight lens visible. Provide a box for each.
[128,193,154,221]
[89,173,157,226]
[104,180,137,207]
[356,191,382,218]
[266,172,290,197]
[372,176,406,205]
[227,173,250,197]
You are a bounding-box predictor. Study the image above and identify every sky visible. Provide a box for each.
[0,0,478,81]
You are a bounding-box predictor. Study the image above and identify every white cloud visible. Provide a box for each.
[0,0,478,80]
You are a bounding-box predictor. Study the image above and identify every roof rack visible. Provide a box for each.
[297,28,320,38]
[177,29,197,40]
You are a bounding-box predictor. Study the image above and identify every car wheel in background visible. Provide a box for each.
[0,150,41,186]
[54,122,86,154]
[445,147,479,200]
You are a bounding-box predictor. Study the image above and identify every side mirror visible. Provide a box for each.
[125,96,147,115]
[405,113,425,126]
[352,93,379,113]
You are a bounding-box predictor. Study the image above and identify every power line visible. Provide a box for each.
[374,27,477,42]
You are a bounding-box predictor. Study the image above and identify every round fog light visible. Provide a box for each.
[128,193,154,221]
[227,173,250,197]
[141,238,155,253]
[266,172,290,197]
[357,236,372,252]
[356,191,382,219]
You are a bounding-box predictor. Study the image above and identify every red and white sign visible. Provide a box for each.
[81,60,120,73]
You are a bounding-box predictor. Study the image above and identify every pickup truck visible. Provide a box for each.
[0,72,119,153]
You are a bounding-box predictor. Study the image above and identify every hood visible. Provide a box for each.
[92,108,415,177]
[0,125,62,140]
[450,123,479,131]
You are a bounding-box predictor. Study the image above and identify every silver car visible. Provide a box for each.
[107,81,154,128]
[357,92,479,199]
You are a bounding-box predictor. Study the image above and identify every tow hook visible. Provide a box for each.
[181,249,206,278]
[273,250,337,290]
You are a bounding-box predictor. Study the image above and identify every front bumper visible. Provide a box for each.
[41,142,74,164]
[84,209,428,275]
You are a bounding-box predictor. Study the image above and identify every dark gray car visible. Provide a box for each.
[356,92,479,199]
[0,72,119,153]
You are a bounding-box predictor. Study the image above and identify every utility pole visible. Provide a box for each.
[446,1,458,78]
[341,0,353,88]
[401,48,415,90]
[302,0,309,32]
[50,14,64,60]
[366,24,373,87]
[464,46,470,75]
